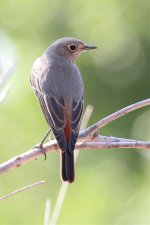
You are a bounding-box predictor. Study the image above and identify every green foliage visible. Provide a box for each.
[0,0,149,224]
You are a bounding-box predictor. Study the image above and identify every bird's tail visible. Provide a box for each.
[60,147,74,183]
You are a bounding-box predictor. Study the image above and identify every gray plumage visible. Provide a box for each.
[30,37,96,182]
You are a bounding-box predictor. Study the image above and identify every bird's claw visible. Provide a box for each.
[34,143,47,160]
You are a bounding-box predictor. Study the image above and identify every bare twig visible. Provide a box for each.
[0,140,58,174]
[0,99,150,175]
[79,98,150,140]
[1,138,150,176]
[77,141,150,150]
[0,180,45,201]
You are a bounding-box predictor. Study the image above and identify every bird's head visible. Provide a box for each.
[46,37,97,63]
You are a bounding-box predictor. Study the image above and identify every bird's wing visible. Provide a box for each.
[30,65,53,127]
[30,65,67,151]
[71,97,84,131]
[68,97,84,153]
[30,57,83,152]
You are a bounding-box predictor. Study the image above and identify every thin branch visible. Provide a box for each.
[0,140,57,175]
[94,135,137,143]
[77,141,150,150]
[0,180,45,201]
[0,138,150,176]
[79,98,150,140]
[0,99,150,175]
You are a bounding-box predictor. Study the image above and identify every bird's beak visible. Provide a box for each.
[83,45,97,50]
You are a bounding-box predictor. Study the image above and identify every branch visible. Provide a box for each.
[0,180,45,201]
[79,98,150,140]
[77,141,150,150]
[0,99,150,175]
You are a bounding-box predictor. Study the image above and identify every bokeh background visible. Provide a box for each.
[0,0,150,224]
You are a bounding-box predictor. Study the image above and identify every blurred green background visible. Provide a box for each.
[0,0,150,224]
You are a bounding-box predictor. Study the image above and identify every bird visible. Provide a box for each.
[30,37,97,183]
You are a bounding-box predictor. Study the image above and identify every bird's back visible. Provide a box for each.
[31,54,84,102]
[43,54,84,101]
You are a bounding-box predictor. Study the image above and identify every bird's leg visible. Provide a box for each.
[34,128,51,160]
[40,128,52,144]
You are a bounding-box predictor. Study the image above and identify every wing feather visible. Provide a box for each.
[30,68,67,151]
[71,97,84,130]
[68,97,84,153]
[45,96,65,129]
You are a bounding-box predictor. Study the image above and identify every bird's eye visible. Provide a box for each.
[69,45,76,51]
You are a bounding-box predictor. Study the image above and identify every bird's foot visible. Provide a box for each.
[33,129,52,160]
[34,143,47,160]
